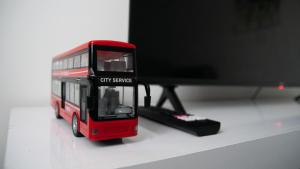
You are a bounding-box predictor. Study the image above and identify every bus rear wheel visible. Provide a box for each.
[72,114,83,137]
[55,104,62,119]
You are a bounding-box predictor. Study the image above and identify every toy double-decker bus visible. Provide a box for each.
[51,40,138,141]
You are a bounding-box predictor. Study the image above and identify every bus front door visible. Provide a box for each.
[80,86,87,122]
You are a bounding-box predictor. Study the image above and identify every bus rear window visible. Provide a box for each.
[96,50,133,72]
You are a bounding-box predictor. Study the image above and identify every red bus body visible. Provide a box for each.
[51,40,138,141]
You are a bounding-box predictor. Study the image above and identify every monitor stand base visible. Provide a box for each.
[138,85,221,136]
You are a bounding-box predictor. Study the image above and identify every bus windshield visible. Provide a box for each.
[96,50,133,72]
[98,86,135,119]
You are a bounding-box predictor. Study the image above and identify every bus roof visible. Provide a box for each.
[53,40,136,60]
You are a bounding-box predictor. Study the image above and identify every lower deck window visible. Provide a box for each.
[98,86,134,119]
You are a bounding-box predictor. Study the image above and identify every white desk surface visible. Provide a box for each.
[4,99,300,169]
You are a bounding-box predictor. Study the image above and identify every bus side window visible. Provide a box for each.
[81,53,88,67]
[63,59,68,70]
[54,61,57,70]
[66,82,70,101]
[68,57,74,69]
[52,80,55,94]
[74,84,80,105]
[59,60,63,70]
[58,81,61,96]
[74,55,81,68]
[70,83,75,104]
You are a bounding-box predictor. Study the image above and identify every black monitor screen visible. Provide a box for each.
[129,0,300,86]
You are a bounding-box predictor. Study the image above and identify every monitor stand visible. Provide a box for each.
[138,85,221,136]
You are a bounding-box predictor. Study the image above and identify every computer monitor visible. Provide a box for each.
[129,0,300,86]
[129,0,300,136]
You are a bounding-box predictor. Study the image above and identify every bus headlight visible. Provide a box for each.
[92,128,99,135]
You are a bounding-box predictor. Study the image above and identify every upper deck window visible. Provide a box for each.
[63,59,68,70]
[74,55,81,68]
[68,57,74,69]
[81,53,88,67]
[59,60,63,70]
[96,50,133,72]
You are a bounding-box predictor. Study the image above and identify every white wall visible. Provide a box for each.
[1,0,300,168]
[0,0,130,167]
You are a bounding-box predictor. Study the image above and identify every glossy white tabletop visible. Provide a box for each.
[4,99,300,169]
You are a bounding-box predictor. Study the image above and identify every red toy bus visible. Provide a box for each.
[51,40,138,141]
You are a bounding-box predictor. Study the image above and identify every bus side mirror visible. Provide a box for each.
[87,96,95,110]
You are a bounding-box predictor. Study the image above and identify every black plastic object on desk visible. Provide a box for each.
[138,106,221,136]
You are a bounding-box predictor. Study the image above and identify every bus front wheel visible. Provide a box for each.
[72,114,83,137]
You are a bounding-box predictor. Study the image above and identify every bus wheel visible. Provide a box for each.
[55,104,62,119]
[72,114,83,137]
